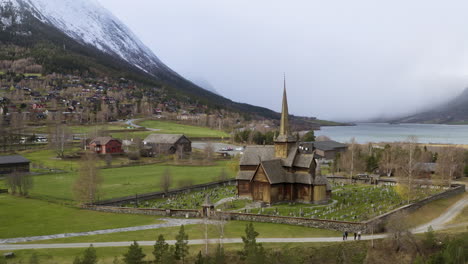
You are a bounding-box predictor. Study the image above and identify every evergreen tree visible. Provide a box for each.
[174,225,189,263]
[123,241,146,264]
[153,234,169,264]
[302,130,315,142]
[81,244,98,264]
[213,244,226,264]
[194,251,204,264]
[240,223,265,263]
[73,245,98,264]
[29,253,39,264]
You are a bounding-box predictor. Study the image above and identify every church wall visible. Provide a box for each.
[313,185,327,202]
[238,180,251,197]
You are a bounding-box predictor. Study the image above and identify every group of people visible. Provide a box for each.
[342,231,361,241]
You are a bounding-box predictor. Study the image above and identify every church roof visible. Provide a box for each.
[240,146,275,166]
[260,159,287,184]
[236,170,255,180]
[293,154,315,168]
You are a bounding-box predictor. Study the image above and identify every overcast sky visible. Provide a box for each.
[97,0,468,121]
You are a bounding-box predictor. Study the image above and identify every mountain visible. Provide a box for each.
[0,0,279,119]
[390,87,468,124]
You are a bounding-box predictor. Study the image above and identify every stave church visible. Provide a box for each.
[236,80,331,204]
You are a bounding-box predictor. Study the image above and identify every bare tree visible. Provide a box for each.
[161,168,172,194]
[218,168,228,182]
[379,144,399,177]
[48,123,72,158]
[6,171,33,196]
[204,143,214,163]
[337,138,364,181]
[73,152,102,204]
[395,136,421,204]
[436,146,464,187]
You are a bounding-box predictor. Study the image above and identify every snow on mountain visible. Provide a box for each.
[0,0,175,78]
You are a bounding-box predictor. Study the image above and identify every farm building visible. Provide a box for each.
[88,137,124,154]
[0,155,30,175]
[236,82,331,204]
[143,134,192,156]
[299,140,348,160]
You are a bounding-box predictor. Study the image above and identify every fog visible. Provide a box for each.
[98,0,468,121]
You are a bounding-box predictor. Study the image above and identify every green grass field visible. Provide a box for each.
[0,194,162,239]
[0,161,235,203]
[29,124,128,135]
[25,220,341,244]
[137,120,230,138]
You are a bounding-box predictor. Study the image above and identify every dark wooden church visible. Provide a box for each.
[236,80,331,204]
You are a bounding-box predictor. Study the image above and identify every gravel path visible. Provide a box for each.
[412,194,468,233]
[0,218,214,244]
[125,119,160,131]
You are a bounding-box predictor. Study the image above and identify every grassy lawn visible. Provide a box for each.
[137,120,230,138]
[0,194,162,239]
[17,148,153,172]
[406,192,467,228]
[0,161,235,203]
[22,220,341,244]
[29,124,128,134]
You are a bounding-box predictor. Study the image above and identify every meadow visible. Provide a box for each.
[137,120,230,138]
[0,194,162,239]
[0,161,236,204]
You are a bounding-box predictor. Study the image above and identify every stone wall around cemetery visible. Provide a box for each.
[214,212,366,232]
[93,179,237,206]
[88,178,464,234]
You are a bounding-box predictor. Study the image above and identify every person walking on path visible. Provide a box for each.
[343,232,346,241]
[345,231,348,240]
[358,231,361,240]
[354,232,357,240]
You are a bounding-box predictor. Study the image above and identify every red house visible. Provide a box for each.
[89,137,123,154]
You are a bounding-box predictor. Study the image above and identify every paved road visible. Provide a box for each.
[1,193,466,251]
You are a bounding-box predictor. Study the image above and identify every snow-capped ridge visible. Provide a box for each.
[0,0,175,78]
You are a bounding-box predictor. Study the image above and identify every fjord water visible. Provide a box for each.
[316,123,468,144]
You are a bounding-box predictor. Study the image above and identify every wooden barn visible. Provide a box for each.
[0,155,30,175]
[88,137,123,155]
[143,134,192,156]
[236,83,331,204]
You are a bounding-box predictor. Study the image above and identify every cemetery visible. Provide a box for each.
[124,182,445,222]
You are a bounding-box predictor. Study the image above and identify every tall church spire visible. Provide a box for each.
[279,74,290,137]
[275,74,296,143]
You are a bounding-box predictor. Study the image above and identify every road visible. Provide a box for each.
[124,119,160,132]
[1,193,466,251]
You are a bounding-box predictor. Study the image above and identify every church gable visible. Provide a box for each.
[252,165,270,183]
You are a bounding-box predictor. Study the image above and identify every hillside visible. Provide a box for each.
[391,87,468,124]
[0,0,279,120]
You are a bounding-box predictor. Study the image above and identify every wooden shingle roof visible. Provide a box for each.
[144,134,189,144]
[0,155,30,165]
